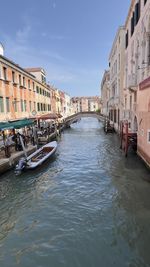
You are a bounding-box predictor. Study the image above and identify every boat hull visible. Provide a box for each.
[26,141,57,169]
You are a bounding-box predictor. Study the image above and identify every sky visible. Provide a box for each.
[0,0,131,97]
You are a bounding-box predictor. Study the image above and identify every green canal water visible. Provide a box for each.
[0,118,150,267]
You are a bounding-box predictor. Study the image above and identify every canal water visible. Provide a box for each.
[0,118,150,267]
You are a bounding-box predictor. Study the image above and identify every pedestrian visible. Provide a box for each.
[5,135,11,158]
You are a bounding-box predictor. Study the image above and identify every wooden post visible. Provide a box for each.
[124,121,128,157]
[120,121,123,149]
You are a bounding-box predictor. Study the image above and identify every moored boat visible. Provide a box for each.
[15,141,57,173]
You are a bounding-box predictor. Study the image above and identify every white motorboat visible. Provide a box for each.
[15,141,57,173]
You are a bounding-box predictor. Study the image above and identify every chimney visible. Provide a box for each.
[0,43,4,56]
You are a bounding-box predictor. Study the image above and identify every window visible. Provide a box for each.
[0,97,4,112]
[36,86,39,93]
[125,30,128,49]
[28,80,30,89]
[12,71,15,83]
[23,77,26,87]
[21,99,24,111]
[6,97,10,112]
[114,109,117,123]
[14,98,17,112]
[3,67,7,80]
[19,74,22,85]
[33,82,35,91]
[37,103,40,111]
[41,75,46,83]
[147,130,150,143]
[131,12,135,36]
[29,101,32,111]
[130,95,132,110]
[134,2,140,25]
[34,102,36,110]
[24,100,27,111]
[134,92,137,102]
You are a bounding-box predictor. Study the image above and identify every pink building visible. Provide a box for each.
[137,77,150,167]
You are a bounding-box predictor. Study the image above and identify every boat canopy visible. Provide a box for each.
[0,119,35,131]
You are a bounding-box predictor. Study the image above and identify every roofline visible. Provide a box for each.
[0,54,35,78]
[0,54,51,91]
[109,26,125,60]
[125,0,135,28]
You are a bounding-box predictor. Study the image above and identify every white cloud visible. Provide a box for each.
[49,34,65,40]
[16,25,31,44]
[41,50,65,61]
[52,2,56,9]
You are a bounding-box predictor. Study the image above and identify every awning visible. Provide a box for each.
[36,113,58,120]
[9,119,35,129]
[0,119,35,131]
[0,122,14,131]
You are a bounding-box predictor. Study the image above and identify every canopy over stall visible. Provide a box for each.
[0,119,35,131]
[36,113,59,120]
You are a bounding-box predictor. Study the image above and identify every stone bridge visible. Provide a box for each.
[64,112,104,127]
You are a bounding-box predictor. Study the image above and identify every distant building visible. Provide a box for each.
[25,68,46,84]
[72,96,101,113]
[108,26,125,132]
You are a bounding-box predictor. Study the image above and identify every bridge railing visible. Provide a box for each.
[64,112,104,123]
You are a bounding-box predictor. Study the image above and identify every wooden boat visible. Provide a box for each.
[15,141,57,173]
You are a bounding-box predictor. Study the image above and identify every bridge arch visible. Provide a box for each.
[64,112,104,127]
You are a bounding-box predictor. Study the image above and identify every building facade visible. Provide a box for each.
[123,0,150,165]
[72,96,101,114]
[0,55,51,121]
[108,26,125,132]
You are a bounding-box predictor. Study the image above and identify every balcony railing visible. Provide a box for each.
[108,96,119,106]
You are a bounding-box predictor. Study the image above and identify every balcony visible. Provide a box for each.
[108,96,119,107]
[127,74,138,90]
[0,78,10,84]
[19,84,26,89]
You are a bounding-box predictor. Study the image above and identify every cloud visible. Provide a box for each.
[41,32,66,41]
[51,73,75,83]
[41,32,47,37]
[41,50,65,61]
[49,34,64,40]
[52,2,56,9]
[16,25,31,43]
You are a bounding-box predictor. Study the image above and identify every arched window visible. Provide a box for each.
[133,116,138,132]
